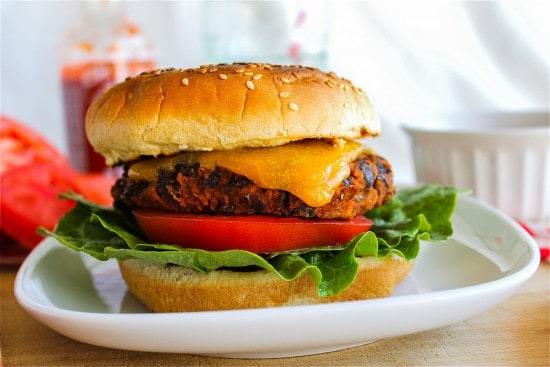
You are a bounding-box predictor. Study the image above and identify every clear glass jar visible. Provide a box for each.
[202,1,330,69]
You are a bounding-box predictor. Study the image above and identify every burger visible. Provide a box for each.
[43,63,457,312]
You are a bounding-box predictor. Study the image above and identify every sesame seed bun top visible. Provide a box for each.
[85,63,380,166]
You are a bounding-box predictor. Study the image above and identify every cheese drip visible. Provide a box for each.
[128,140,365,207]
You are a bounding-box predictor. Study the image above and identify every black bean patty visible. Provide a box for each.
[112,152,395,219]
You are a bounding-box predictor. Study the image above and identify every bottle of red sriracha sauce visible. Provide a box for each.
[60,1,155,173]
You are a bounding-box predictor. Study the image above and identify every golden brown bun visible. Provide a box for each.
[118,256,414,312]
[86,63,380,166]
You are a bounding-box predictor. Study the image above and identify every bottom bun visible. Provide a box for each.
[118,256,415,312]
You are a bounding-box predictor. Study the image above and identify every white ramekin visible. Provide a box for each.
[403,112,550,223]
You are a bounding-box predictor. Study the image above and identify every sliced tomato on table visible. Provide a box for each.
[0,163,79,249]
[0,115,115,249]
[133,210,373,253]
[0,115,68,174]
[0,165,115,249]
[72,173,115,206]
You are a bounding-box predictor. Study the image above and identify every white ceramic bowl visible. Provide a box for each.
[404,112,550,223]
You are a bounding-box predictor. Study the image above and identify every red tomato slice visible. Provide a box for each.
[0,116,116,249]
[0,163,78,249]
[72,173,115,206]
[0,115,68,174]
[133,210,373,253]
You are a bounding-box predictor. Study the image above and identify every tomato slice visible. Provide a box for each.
[72,173,116,206]
[0,165,115,249]
[0,115,68,174]
[0,163,78,249]
[0,116,116,249]
[133,210,373,253]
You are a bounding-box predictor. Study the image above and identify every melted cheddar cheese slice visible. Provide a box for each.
[128,140,365,207]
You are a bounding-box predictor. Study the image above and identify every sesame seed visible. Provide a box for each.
[252,73,263,80]
[235,68,245,73]
[288,102,299,111]
[218,73,228,80]
[244,71,254,76]
[128,93,133,99]
[182,78,189,86]
[263,65,274,70]
[325,80,335,88]
[279,91,290,98]
[246,80,255,90]
[282,77,291,83]
[209,67,218,72]
[200,68,207,74]
[291,71,300,79]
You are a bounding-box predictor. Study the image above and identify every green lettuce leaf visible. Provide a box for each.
[39,185,459,297]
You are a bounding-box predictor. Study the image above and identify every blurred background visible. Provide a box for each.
[1,0,549,185]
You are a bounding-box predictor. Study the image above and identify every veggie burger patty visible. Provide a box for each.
[113,150,395,219]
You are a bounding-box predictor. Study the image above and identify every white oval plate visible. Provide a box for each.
[15,195,540,358]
